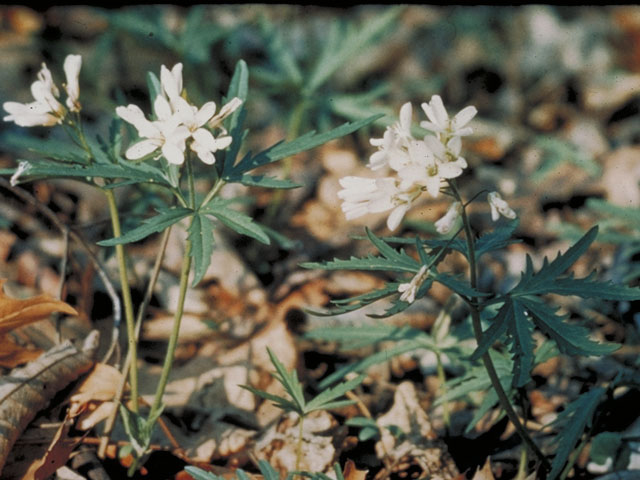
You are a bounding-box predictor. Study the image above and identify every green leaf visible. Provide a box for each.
[184,466,225,480]
[305,374,363,413]
[433,273,490,298]
[221,60,249,176]
[232,115,383,175]
[257,461,281,480]
[256,17,303,87]
[521,296,619,357]
[346,416,380,441]
[188,213,215,287]
[301,228,420,274]
[98,207,193,246]
[306,324,423,350]
[548,387,606,479]
[474,220,521,258]
[304,284,399,317]
[8,158,172,187]
[509,300,536,387]
[318,334,438,389]
[471,300,511,362]
[229,173,303,190]
[550,272,640,300]
[305,8,402,93]
[512,226,598,296]
[589,432,623,467]
[241,384,299,413]
[301,254,419,274]
[147,71,163,104]
[202,202,270,245]
[0,132,89,164]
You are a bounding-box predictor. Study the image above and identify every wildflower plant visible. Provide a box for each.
[241,348,364,472]
[2,54,379,473]
[303,97,640,478]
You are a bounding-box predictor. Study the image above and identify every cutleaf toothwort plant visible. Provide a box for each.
[303,97,640,478]
[2,54,380,473]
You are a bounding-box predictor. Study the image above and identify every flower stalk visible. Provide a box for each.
[105,188,139,413]
[450,179,550,472]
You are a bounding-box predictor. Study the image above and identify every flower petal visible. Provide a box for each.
[161,141,185,165]
[125,139,160,159]
[387,203,409,231]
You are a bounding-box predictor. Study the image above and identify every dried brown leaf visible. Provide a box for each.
[0,337,42,368]
[471,458,495,480]
[0,331,98,475]
[0,279,77,336]
[22,420,77,480]
[343,459,368,480]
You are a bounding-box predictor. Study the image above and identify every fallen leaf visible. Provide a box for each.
[68,363,124,430]
[376,381,459,480]
[0,279,77,336]
[23,420,78,480]
[0,336,42,368]
[0,331,98,475]
[343,459,368,480]
[471,458,495,480]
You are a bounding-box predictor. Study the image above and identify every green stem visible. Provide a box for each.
[150,233,192,416]
[105,189,139,413]
[201,178,226,209]
[449,180,550,472]
[516,445,528,480]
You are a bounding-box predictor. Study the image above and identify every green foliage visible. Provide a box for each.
[307,324,464,389]
[119,403,164,460]
[201,200,270,245]
[252,7,403,132]
[345,416,380,441]
[241,348,364,417]
[532,136,601,182]
[188,213,215,286]
[98,207,193,246]
[185,460,282,480]
[547,387,606,479]
[302,228,485,318]
[107,6,228,66]
[473,227,638,387]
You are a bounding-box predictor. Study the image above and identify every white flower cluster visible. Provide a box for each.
[338,96,476,231]
[116,63,242,166]
[3,55,82,127]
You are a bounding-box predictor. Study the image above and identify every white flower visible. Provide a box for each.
[3,63,65,127]
[435,202,462,234]
[208,97,243,129]
[488,191,517,221]
[369,102,414,171]
[398,264,429,303]
[337,176,415,231]
[172,96,241,165]
[420,95,477,138]
[396,139,465,199]
[160,63,184,108]
[63,54,82,112]
[116,96,190,165]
